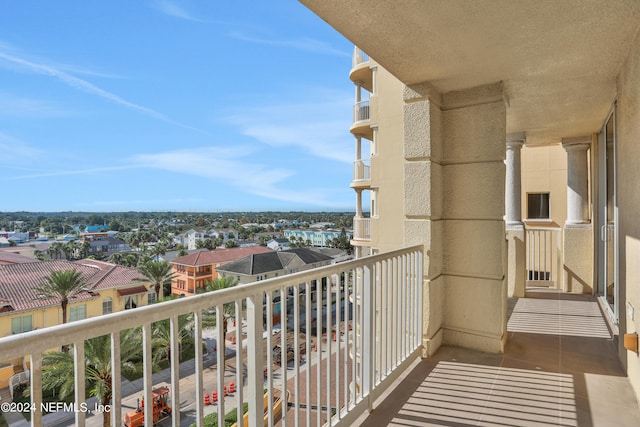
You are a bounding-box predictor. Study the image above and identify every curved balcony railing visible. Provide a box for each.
[353,216,371,241]
[353,159,371,182]
[353,100,370,124]
[352,47,370,68]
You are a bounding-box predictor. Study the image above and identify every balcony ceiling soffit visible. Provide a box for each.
[301,0,640,145]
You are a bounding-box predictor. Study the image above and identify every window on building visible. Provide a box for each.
[148,291,156,305]
[11,315,33,334]
[103,297,112,315]
[124,295,138,310]
[527,193,550,219]
[70,304,87,322]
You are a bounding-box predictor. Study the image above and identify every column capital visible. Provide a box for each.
[562,136,591,152]
[506,132,526,150]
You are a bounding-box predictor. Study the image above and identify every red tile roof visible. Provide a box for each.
[0,251,37,265]
[0,259,147,314]
[170,246,274,266]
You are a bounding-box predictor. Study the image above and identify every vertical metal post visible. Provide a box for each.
[247,293,264,427]
[111,331,122,427]
[194,310,204,427]
[362,262,373,411]
[235,302,244,427]
[30,353,43,426]
[216,305,225,427]
[170,317,181,427]
[142,323,153,427]
[74,340,86,426]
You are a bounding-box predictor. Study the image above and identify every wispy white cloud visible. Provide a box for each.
[228,31,350,58]
[224,90,353,164]
[132,146,349,208]
[0,47,203,132]
[79,197,204,207]
[4,165,139,180]
[0,132,43,162]
[0,92,74,117]
[152,0,204,22]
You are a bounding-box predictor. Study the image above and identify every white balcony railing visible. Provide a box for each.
[352,47,370,68]
[525,226,561,285]
[353,159,371,182]
[0,246,423,427]
[353,217,371,241]
[353,100,370,123]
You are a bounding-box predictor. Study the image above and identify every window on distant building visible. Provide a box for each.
[11,315,33,334]
[148,291,156,305]
[527,193,550,219]
[70,304,87,322]
[124,295,138,310]
[103,297,112,315]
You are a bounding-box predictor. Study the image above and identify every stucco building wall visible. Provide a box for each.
[616,24,640,402]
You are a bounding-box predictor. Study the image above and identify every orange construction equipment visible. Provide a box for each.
[211,390,218,403]
[123,386,172,427]
[224,385,228,396]
[332,332,337,341]
[229,382,235,393]
[204,393,210,405]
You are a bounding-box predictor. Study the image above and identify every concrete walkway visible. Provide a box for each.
[354,288,640,427]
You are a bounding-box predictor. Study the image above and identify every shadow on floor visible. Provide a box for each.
[356,289,640,427]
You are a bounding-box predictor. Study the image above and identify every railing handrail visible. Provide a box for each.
[0,245,423,362]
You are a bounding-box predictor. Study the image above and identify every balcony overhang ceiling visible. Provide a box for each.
[301,0,640,145]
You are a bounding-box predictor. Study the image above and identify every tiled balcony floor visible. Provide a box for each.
[355,289,640,427]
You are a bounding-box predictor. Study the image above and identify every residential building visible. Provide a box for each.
[0,259,151,388]
[172,228,232,250]
[216,247,333,284]
[301,0,640,416]
[267,238,291,251]
[283,229,353,247]
[83,236,130,256]
[85,225,108,233]
[169,246,274,296]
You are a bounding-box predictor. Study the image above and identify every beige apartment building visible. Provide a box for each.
[304,0,640,406]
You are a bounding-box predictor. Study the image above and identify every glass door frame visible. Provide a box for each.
[597,102,618,324]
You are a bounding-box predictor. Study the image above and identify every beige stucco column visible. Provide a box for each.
[562,137,591,225]
[404,81,507,355]
[506,134,524,227]
[506,134,526,297]
[561,136,593,293]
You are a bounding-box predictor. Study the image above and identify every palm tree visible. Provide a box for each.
[41,329,142,427]
[152,316,193,365]
[35,269,88,325]
[136,260,176,301]
[47,241,66,260]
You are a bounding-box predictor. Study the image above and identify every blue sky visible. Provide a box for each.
[0,1,356,212]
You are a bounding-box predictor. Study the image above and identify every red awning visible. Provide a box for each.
[117,285,149,297]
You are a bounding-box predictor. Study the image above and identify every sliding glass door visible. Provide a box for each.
[597,106,617,322]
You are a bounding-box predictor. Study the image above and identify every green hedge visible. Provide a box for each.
[190,402,249,427]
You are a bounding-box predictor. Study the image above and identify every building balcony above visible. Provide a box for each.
[350,159,371,189]
[350,47,373,92]
[350,100,373,140]
[352,216,371,243]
